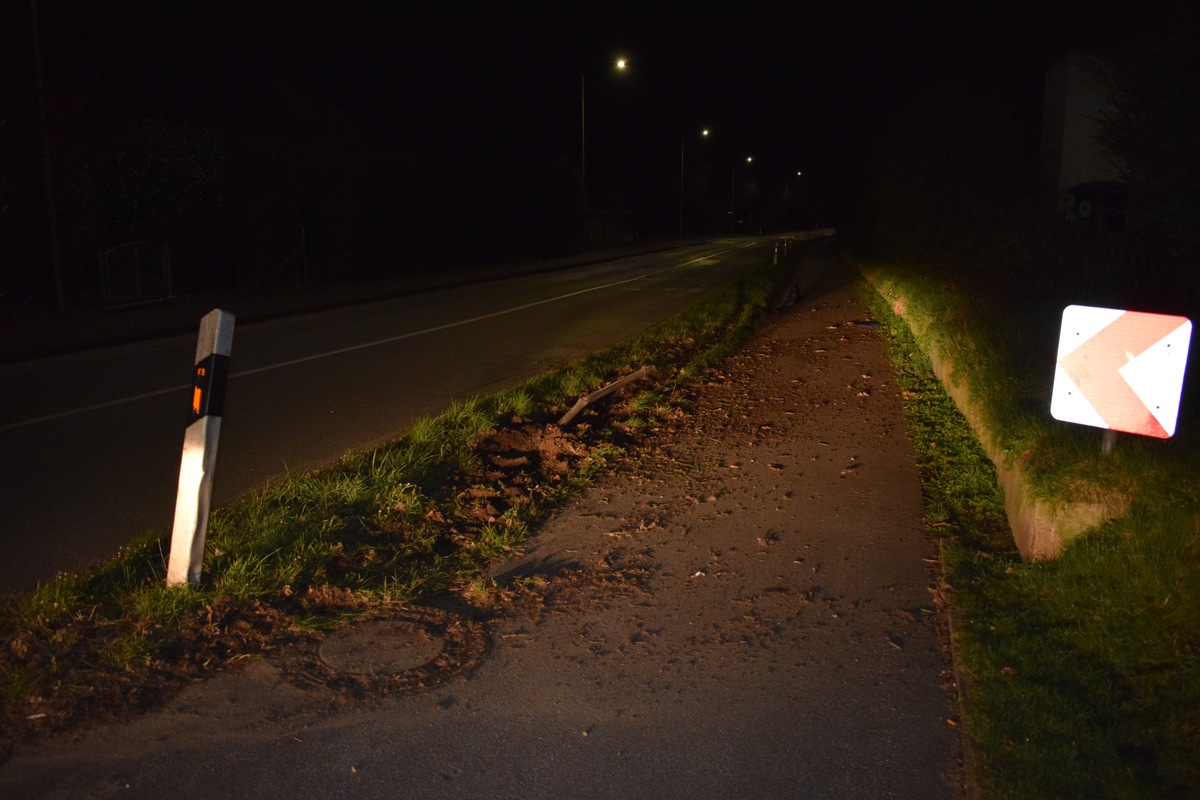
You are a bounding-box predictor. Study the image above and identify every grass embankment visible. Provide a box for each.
[861,265,1199,798]
[0,252,798,748]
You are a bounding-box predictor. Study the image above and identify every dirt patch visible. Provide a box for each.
[477,420,590,475]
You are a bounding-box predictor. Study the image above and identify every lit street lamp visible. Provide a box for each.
[679,127,710,238]
[581,57,628,203]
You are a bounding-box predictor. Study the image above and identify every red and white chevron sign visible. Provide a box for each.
[1051,305,1192,438]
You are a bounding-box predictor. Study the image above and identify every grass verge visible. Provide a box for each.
[860,261,1200,510]
[863,281,1200,799]
[0,249,800,749]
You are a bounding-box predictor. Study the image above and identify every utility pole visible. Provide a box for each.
[30,0,66,314]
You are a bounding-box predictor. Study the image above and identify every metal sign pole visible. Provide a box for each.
[167,309,235,587]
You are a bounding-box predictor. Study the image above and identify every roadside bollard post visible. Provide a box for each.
[773,242,779,265]
[167,309,235,587]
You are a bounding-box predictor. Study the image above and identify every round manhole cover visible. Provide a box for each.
[319,618,445,675]
[279,606,489,698]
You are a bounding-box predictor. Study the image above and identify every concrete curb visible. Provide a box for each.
[859,266,1128,559]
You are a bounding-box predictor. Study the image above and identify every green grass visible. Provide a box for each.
[864,280,1200,799]
[0,248,800,740]
[860,261,1200,510]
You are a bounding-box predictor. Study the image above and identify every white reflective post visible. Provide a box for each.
[167,309,234,586]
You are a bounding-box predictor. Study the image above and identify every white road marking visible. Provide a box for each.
[2,247,751,431]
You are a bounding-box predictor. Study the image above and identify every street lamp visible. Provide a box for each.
[731,155,753,233]
[679,127,710,238]
[581,57,628,203]
[784,171,802,231]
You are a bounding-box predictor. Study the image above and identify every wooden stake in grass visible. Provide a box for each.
[558,366,656,426]
[168,309,234,587]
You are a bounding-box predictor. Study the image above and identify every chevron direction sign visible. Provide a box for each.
[1051,305,1192,438]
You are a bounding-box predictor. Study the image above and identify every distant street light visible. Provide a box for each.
[679,127,710,238]
[581,57,628,203]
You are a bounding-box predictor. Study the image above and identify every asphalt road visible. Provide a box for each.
[0,240,769,593]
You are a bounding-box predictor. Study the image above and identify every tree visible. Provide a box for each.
[91,115,227,245]
[1097,2,1200,251]
[864,75,1039,268]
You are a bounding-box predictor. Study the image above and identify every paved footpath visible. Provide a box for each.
[0,248,963,799]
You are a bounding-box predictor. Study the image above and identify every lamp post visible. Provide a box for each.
[731,155,752,233]
[679,127,710,239]
[30,0,65,314]
[581,57,628,203]
[784,171,802,231]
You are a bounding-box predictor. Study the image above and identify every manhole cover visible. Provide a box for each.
[319,618,445,675]
[278,606,490,698]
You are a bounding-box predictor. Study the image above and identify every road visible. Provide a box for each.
[0,239,771,593]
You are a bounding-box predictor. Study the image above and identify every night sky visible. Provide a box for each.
[13,8,1084,168]
[0,0,1154,278]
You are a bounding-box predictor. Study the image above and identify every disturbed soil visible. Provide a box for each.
[1,273,964,799]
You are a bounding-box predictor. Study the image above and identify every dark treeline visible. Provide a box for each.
[0,66,598,306]
[849,0,1200,426]
[1,4,818,312]
[855,0,1200,320]
[8,3,1194,315]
